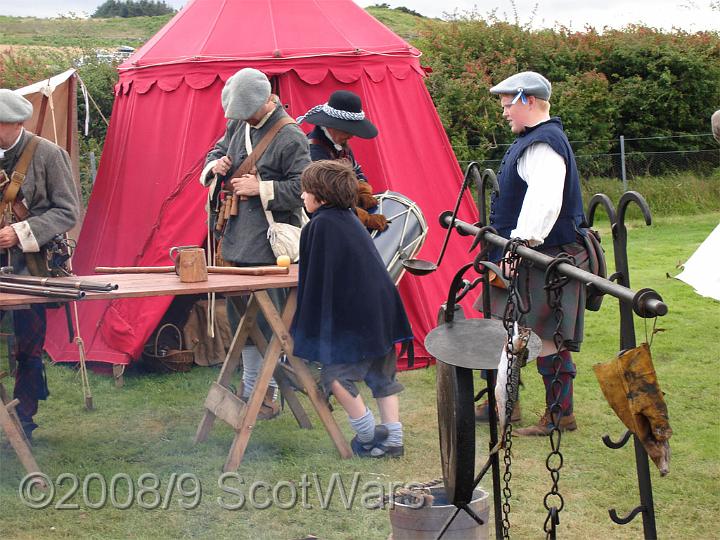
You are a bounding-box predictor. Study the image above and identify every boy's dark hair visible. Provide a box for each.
[301,160,358,209]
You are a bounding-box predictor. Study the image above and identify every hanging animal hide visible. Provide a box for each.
[593,343,672,475]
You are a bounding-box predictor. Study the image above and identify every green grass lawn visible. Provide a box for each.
[1,212,718,539]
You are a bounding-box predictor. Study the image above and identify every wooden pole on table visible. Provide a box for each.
[94,265,289,276]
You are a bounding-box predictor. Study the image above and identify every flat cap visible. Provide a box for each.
[0,89,33,123]
[221,68,271,121]
[490,71,552,101]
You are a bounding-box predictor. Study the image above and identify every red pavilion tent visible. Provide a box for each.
[45,0,479,367]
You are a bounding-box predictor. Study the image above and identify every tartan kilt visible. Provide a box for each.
[478,240,589,352]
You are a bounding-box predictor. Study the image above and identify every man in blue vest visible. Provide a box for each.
[475,71,589,436]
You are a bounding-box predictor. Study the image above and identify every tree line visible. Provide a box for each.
[92,0,176,18]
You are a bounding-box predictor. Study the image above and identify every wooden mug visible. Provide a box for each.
[170,246,208,283]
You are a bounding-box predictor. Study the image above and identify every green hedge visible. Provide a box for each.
[414,17,720,169]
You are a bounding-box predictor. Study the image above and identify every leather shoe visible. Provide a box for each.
[240,391,281,421]
[514,411,577,436]
[475,400,522,423]
[21,421,38,441]
[256,398,280,420]
[370,443,404,458]
[351,425,389,457]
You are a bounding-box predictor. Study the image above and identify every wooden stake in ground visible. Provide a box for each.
[71,300,93,410]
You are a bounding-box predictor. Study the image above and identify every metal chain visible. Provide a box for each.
[542,254,575,539]
[499,239,530,539]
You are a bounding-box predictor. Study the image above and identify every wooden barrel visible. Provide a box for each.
[389,486,489,540]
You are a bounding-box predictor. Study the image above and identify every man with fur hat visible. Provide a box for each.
[297,90,388,231]
[473,71,590,436]
[200,68,311,419]
[0,89,81,439]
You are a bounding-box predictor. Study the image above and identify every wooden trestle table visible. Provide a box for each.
[0,267,352,476]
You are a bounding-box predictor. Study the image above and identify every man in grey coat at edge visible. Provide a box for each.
[200,68,311,419]
[0,89,81,440]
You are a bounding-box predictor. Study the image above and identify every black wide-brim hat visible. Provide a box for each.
[300,90,378,139]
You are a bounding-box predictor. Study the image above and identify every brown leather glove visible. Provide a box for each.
[357,181,379,210]
[355,207,388,231]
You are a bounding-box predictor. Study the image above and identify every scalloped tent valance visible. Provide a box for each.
[116,63,422,95]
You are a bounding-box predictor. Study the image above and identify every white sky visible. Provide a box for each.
[359,0,720,32]
[0,0,718,33]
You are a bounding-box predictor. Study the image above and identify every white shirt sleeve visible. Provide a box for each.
[511,142,566,246]
[10,220,40,252]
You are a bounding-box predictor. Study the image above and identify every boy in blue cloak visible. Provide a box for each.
[290,160,413,457]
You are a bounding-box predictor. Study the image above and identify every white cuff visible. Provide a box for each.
[11,221,40,252]
[258,179,275,210]
[200,160,217,187]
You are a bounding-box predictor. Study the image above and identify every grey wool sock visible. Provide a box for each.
[349,408,376,444]
[383,422,403,447]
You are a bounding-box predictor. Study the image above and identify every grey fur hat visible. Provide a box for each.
[490,71,552,101]
[221,68,271,121]
[0,89,33,123]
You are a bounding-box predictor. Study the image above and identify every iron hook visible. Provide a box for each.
[587,193,617,227]
[618,191,652,227]
[609,505,644,525]
[602,429,633,449]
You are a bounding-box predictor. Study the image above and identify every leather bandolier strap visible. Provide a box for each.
[215,116,296,231]
[212,116,297,266]
[233,116,295,179]
[0,134,39,225]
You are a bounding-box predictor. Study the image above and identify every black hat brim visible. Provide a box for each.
[303,110,378,139]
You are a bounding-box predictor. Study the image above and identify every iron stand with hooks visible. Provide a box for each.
[430,173,668,539]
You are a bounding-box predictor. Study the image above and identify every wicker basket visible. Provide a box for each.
[142,323,194,374]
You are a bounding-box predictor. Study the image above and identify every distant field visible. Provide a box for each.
[0,14,173,48]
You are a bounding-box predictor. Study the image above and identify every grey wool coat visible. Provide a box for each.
[204,102,311,265]
[0,129,80,274]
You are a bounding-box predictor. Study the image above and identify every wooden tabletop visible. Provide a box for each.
[0,266,299,308]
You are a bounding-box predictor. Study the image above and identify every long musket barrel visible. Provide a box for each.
[94,265,289,276]
[0,281,85,299]
[0,274,118,292]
